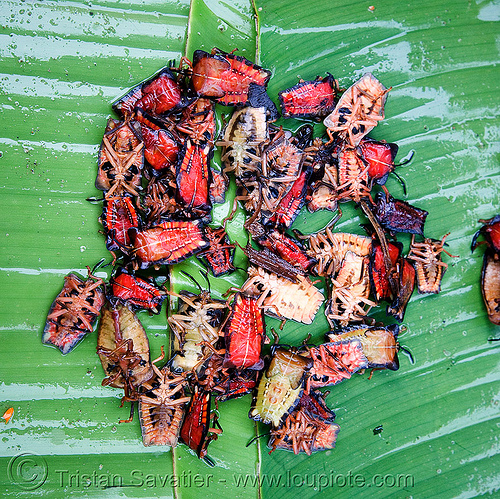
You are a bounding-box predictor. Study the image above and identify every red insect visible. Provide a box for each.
[109,269,167,314]
[472,215,500,254]
[223,293,266,370]
[140,123,179,174]
[369,238,402,301]
[175,140,212,219]
[176,97,216,145]
[359,138,399,186]
[43,267,105,354]
[189,48,271,106]
[113,67,185,117]
[180,387,222,461]
[386,256,416,322]
[101,196,141,255]
[131,220,210,269]
[196,226,235,277]
[278,74,338,119]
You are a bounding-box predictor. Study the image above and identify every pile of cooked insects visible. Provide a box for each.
[42,48,455,461]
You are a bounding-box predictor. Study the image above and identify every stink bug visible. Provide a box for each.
[336,144,371,203]
[196,226,236,277]
[249,347,311,427]
[43,266,105,354]
[96,119,144,198]
[369,238,402,301]
[278,74,338,119]
[140,123,179,174]
[386,256,416,322]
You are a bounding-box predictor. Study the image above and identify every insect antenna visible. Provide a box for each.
[246,432,271,447]
[86,195,105,204]
[390,170,407,196]
[398,344,415,364]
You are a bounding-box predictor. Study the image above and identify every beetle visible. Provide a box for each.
[324,73,390,146]
[96,119,144,198]
[223,292,265,370]
[180,386,222,461]
[131,220,210,269]
[113,66,185,118]
[109,268,167,314]
[100,196,141,256]
[278,74,338,119]
[43,266,105,354]
[196,225,236,277]
[472,216,500,324]
[249,347,311,427]
[407,233,451,294]
[189,48,272,106]
[139,360,191,446]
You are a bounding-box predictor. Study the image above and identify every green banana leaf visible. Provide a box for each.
[0,0,499,498]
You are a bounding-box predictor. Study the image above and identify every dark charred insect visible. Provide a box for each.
[248,223,317,274]
[328,323,401,371]
[372,192,428,236]
[306,340,368,389]
[140,122,179,175]
[369,238,402,301]
[264,164,312,229]
[223,292,265,370]
[249,347,311,427]
[169,290,227,373]
[386,257,416,322]
[209,169,229,205]
[43,266,105,354]
[113,66,185,117]
[196,226,235,277]
[324,73,390,146]
[407,233,451,294]
[268,407,340,455]
[100,196,141,255]
[336,144,371,203]
[373,425,384,435]
[304,226,372,277]
[278,74,338,119]
[175,139,212,220]
[131,220,210,269]
[176,97,216,145]
[296,389,336,422]
[142,173,179,225]
[189,48,272,106]
[241,266,324,325]
[472,216,500,325]
[139,359,191,446]
[325,251,375,326]
[96,119,144,198]
[180,386,222,461]
[109,268,167,314]
[97,302,154,420]
[216,368,258,402]
[217,105,268,179]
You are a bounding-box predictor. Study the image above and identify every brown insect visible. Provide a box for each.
[324,73,390,146]
[142,173,179,225]
[139,358,191,446]
[241,266,325,325]
[336,144,371,203]
[386,256,416,322]
[43,266,105,355]
[268,407,340,455]
[176,97,216,145]
[407,233,452,294]
[96,119,144,198]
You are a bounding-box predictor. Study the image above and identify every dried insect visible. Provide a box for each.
[278,74,338,119]
[195,226,235,277]
[113,66,185,117]
[268,408,340,455]
[169,290,227,373]
[369,239,402,301]
[190,48,271,106]
[306,340,368,389]
[372,192,428,236]
[100,196,141,255]
[109,269,167,314]
[131,220,210,269]
[304,226,372,277]
[97,303,154,418]
[324,73,389,146]
[325,251,375,326]
[180,386,222,460]
[472,216,500,324]
[296,389,336,422]
[241,266,325,325]
[223,293,265,370]
[140,122,179,174]
[176,97,216,145]
[359,138,400,187]
[328,323,401,371]
[96,119,144,198]
[139,361,190,446]
[43,267,105,354]
[142,173,179,225]
[407,233,451,294]
[336,144,371,203]
[249,347,311,427]
[386,256,416,322]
